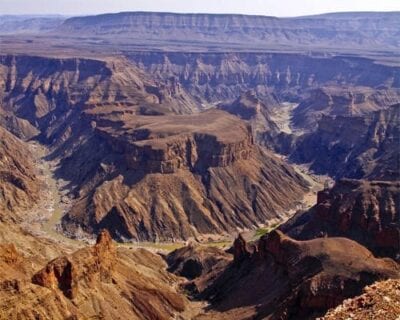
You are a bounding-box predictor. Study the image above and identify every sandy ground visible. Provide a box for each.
[269,102,306,136]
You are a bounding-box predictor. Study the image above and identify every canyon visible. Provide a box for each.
[0,10,399,320]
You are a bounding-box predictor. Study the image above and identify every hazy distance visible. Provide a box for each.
[0,0,399,17]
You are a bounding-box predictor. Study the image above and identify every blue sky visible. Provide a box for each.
[0,0,399,17]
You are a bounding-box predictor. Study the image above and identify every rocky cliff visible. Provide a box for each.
[0,53,312,242]
[281,179,400,260]
[92,108,255,174]
[218,90,284,148]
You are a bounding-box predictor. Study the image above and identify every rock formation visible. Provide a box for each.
[59,106,308,241]
[280,179,400,260]
[322,279,400,320]
[0,54,199,141]
[218,90,280,145]
[32,230,116,299]
[1,9,400,320]
[194,230,400,319]
[1,230,190,320]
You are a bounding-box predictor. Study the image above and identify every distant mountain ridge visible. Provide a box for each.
[55,11,400,52]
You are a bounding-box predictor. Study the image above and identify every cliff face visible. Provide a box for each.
[92,108,255,174]
[0,127,40,221]
[290,104,400,180]
[192,230,399,319]
[128,52,400,103]
[281,179,400,260]
[59,107,308,241]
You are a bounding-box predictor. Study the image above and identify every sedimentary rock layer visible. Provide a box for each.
[60,107,308,241]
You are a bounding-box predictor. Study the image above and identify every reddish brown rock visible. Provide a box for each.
[281,179,400,260]
[322,279,400,320]
[60,106,309,241]
[32,229,115,299]
[167,244,232,280]
[32,256,76,299]
[233,234,252,263]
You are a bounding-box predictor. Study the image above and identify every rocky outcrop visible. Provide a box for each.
[92,108,254,174]
[195,230,400,319]
[322,279,400,320]
[1,230,190,320]
[167,244,232,280]
[32,230,115,299]
[281,179,400,260]
[289,104,400,180]
[232,234,252,263]
[32,256,76,299]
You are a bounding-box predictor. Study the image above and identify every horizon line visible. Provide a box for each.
[1,9,399,19]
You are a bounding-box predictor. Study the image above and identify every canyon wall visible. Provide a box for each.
[290,104,400,180]
[0,127,40,221]
[128,52,400,103]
